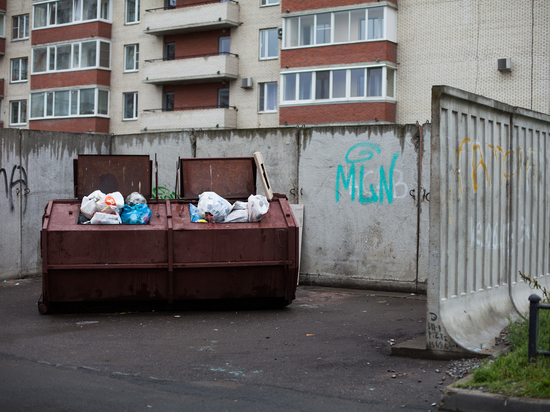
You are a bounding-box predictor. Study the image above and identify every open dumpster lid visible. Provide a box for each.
[74,155,153,200]
[179,157,256,201]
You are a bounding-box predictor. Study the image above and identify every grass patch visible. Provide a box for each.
[456,309,550,398]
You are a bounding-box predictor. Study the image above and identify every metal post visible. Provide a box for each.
[528,294,541,362]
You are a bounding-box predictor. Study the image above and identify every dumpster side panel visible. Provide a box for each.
[46,269,169,302]
[44,202,168,265]
[173,267,287,300]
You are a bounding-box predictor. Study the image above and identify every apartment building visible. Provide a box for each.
[0,1,546,133]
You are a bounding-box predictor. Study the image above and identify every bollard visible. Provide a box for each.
[528,294,541,362]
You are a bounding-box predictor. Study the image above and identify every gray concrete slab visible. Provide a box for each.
[1,279,450,411]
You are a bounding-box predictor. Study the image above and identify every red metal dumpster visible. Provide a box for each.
[39,155,165,313]
[170,157,299,306]
[39,155,299,313]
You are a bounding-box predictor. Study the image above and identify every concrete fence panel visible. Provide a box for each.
[428,86,550,356]
[298,125,425,291]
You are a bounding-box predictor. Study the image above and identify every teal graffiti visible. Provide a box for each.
[152,187,176,199]
[336,142,400,205]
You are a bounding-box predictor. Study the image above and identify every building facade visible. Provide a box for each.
[0,0,546,133]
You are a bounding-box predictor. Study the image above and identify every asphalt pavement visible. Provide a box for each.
[0,278,450,411]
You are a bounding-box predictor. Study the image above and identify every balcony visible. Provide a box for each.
[143,54,238,85]
[143,1,239,36]
[141,106,237,131]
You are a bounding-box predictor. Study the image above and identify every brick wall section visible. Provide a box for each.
[163,82,225,108]
[32,22,112,44]
[31,70,111,90]
[29,117,110,133]
[282,0,397,12]
[0,78,4,96]
[0,0,6,10]
[0,37,4,55]
[279,101,396,124]
[165,30,226,57]
[282,41,396,68]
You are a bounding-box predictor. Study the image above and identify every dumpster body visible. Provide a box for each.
[39,156,299,313]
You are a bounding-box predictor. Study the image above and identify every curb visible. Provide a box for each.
[439,376,550,412]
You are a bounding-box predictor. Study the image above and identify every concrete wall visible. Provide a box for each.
[0,124,429,294]
[0,129,109,278]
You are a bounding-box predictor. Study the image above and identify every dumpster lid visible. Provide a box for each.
[179,157,256,201]
[74,155,152,200]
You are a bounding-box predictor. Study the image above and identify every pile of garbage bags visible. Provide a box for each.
[190,191,269,223]
[79,190,152,225]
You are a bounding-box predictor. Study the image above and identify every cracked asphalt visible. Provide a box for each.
[0,278,449,411]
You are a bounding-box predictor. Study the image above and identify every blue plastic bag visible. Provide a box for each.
[120,204,152,224]
[189,203,202,223]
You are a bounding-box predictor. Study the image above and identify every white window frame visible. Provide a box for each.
[33,0,112,29]
[283,6,395,49]
[280,65,395,105]
[259,82,277,113]
[124,44,139,72]
[0,14,6,37]
[12,14,30,40]
[260,0,279,6]
[29,88,110,120]
[260,28,278,60]
[31,39,111,74]
[126,0,140,25]
[10,100,27,125]
[123,92,138,120]
[11,57,28,83]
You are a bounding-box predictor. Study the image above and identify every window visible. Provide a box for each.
[10,100,27,125]
[165,0,176,10]
[164,92,174,111]
[32,40,111,74]
[124,44,139,72]
[123,92,138,120]
[126,0,140,24]
[11,58,28,83]
[34,1,111,29]
[30,88,109,119]
[259,83,277,112]
[165,42,175,60]
[260,29,278,60]
[316,14,331,45]
[261,0,279,5]
[0,14,5,37]
[284,6,392,48]
[315,71,329,100]
[281,66,395,104]
[368,7,384,39]
[12,15,29,40]
[218,88,229,108]
[219,36,230,55]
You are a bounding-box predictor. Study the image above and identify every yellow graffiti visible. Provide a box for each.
[457,138,536,193]
[472,143,490,191]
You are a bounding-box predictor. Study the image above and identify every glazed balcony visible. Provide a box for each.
[143,53,239,85]
[141,106,237,131]
[143,1,239,36]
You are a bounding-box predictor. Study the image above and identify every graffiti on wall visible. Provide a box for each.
[335,142,408,204]
[0,165,29,213]
[458,138,538,194]
[426,312,460,352]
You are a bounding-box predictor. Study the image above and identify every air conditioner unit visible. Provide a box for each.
[241,77,253,88]
[497,58,511,71]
